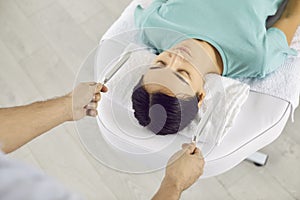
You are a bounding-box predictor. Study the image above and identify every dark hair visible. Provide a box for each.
[131,78,199,135]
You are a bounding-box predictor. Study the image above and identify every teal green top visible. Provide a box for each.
[135,0,298,78]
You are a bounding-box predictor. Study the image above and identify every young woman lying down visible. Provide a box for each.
[131,0,300,135]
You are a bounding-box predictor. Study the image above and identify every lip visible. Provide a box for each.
[175,46,192,57]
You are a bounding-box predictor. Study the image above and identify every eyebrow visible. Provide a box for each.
[149,66,189,85]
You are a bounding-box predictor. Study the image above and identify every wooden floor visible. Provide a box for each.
[0,0,299,199]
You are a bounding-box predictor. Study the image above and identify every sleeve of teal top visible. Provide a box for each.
[152,0,167,2]
[264,27,298,76]
[134,0,164,27]
[134,5,144,27]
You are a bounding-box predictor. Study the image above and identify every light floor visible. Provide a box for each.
[0,0,299,199]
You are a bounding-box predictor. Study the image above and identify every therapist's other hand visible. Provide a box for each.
[164,143,204,193]
[65,82,108,121]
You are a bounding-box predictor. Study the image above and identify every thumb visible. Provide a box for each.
[183,143,196,154]
[193,148,204,159]
[94,83,108,93]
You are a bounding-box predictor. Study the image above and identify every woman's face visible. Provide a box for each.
[143,39,206,106]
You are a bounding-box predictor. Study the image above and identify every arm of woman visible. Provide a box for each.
[272,0,300,45]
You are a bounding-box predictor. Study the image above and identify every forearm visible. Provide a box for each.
[152,178,182,200]
[0,96,72,153]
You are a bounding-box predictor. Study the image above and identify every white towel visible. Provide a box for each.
[238,26,300,120]
[178,73,250,145]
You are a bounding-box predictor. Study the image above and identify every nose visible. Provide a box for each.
[167,51,185,67]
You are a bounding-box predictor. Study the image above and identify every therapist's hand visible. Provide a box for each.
[152,143,205,200]
[65,82,108,121]
[165,143,204,191]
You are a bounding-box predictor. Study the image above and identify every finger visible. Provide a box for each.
[86,109,98,117]
[101,85,108,92]
[95,83,103,92]
[84,102,98,110]
[184,143,196,154]
[95,83,108,93]
[88,82,97,86]
[87,82,101,94]
[92,93,101,102]
[181,143,190,149]
[88,83,108,94]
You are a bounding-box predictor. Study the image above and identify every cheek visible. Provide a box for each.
[190,72,204,92]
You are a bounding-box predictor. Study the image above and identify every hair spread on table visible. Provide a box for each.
[131,77,199,135]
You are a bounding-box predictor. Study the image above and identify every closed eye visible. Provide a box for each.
[177,69,191,79]
[149,66,162,70]
[149,60,167,69]
[156,60,167,66]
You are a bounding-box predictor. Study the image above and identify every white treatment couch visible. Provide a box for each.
[90,0,299,178]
